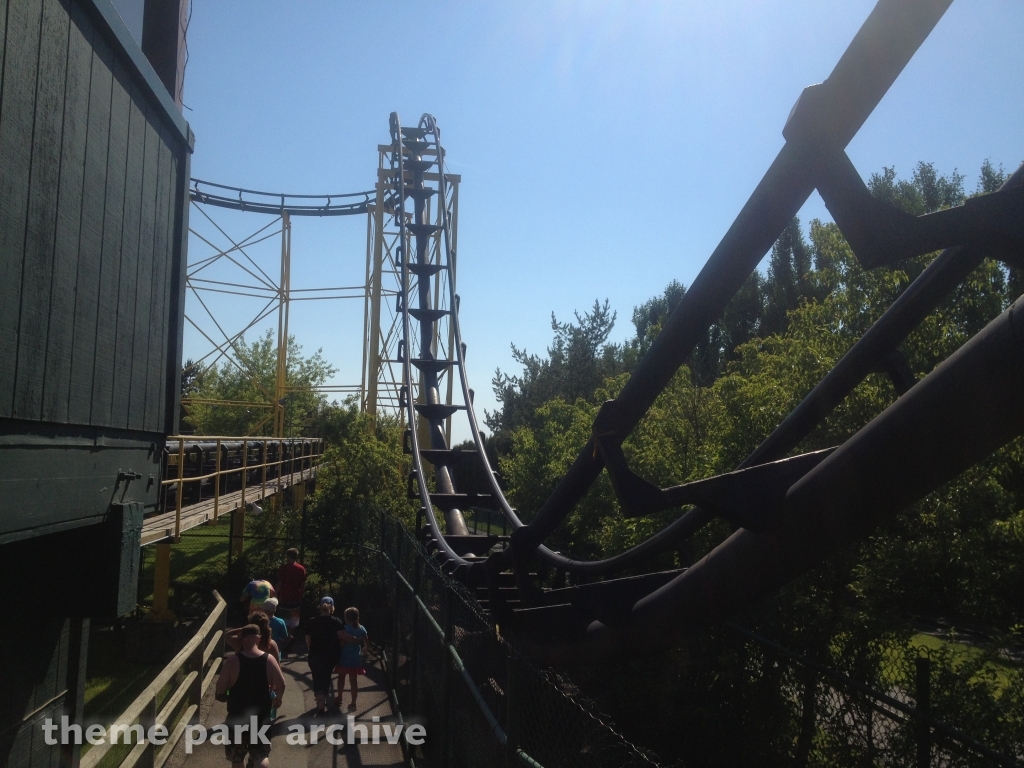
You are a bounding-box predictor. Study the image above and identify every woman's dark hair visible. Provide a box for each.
[250,611,270,646]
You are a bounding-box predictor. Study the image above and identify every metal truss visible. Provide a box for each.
[364,134,461,425]
[184,181,373,436]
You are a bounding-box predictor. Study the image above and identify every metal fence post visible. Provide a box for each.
[505,652,522,768]
[354,512,361,599]
[794,666,816,767]
[410,541,422,715]
[439,589,453,767]
[299,496,307,563]
[230,507,244,559]
[226,516,233,574]
[391,530,403,692]
[916,656,932,768]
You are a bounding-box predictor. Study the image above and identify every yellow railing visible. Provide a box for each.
[81,592,227,768]
[161,436,325,539]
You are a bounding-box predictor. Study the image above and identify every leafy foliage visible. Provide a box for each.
[487,299,626,437]
[495,163,1023,623]
[302,406,416,593]
[182,329,336,436]
[493,162,1024,762]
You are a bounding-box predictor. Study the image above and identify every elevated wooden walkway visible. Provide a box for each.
[141,466,318,545]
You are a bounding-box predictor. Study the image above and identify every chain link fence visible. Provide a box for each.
[714,624,1024,768]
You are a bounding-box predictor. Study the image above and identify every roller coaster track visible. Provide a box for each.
[391,0,1024,663]
[189,178,374,216]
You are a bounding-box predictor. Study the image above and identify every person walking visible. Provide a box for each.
[336,607,369,712]
[262,598,289,651]
[275,548,307,654]
[215,624,286,768]
[304,597,348,715]
[241,579,275,615]
[224,611,280,661]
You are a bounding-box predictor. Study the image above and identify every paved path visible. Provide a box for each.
[184,643,405,768]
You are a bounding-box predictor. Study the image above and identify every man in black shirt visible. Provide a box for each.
[304,597,352,714]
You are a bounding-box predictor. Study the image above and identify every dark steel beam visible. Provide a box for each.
[507,0,954,566]
[585,294,1024,657]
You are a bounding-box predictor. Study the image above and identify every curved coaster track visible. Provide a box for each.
[386,0,1024,665]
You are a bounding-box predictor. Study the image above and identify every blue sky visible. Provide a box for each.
[171,1,1023,440]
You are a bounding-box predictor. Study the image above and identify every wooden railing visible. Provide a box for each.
[82,592,227,768]
[162,436,325,539]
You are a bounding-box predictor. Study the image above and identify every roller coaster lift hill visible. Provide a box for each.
[387,0,1024,664]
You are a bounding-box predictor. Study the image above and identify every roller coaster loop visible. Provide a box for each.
[391,0,1024,663]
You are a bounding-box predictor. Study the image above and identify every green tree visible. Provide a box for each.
[492,159,1024,766]
[487,299,625,436]
[183,330,337,436]
[498,159,1023,633]
[761,216,814,337]
[302,408,415,592]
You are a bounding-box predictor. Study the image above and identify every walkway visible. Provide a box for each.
[183,641,406,768]
[141,467,318,545]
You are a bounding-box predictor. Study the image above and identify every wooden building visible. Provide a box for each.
[0,0,190,764]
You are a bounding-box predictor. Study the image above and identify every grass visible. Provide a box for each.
[910,632,1021,692]
[830,631,1021,698]
[84,625,160,720]
[139,515,300,603]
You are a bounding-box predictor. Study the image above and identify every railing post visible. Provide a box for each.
[60,618,88,768]
[230,507,245,558]
[139,695,157,768]
[174,437,184,540]
[226,512,235,574]
[299,495,308,563]
[794,667,817,767]
[915,656,932,768]
[261,440,268,505]
[354,512,361,597]
[410,538,421,715]
[153,541,173,621]
[240,438,248,509]
[189,628,205,714]
[213,438,222,522]
[505,653,522,768]
[217,592,228,638]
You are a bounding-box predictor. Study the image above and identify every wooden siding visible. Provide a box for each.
[0,0,189,436]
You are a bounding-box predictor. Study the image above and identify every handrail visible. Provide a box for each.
[81,592,227,768]
[161,436,325,536]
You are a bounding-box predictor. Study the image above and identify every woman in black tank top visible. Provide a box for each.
[227,650,273,722]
